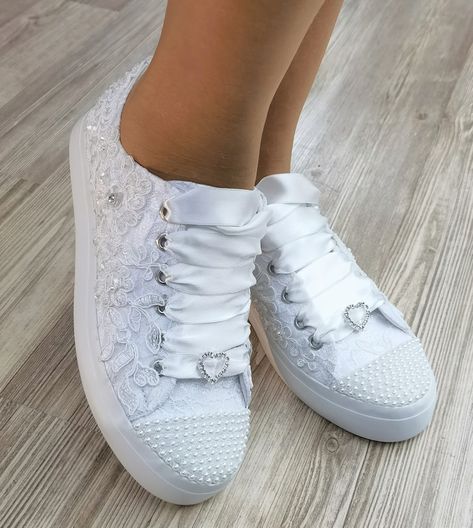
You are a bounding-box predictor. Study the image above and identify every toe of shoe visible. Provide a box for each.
[334,337,435,407]
[332,338,436,440]
[133,409,250,492]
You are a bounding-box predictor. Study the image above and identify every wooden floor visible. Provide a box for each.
[1,0,473,526]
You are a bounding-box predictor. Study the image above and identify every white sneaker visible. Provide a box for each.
[250,173,436,442]
[69,61,268,504]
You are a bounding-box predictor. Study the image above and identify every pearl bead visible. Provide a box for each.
[333,339,431,407]
[139,410,249,485]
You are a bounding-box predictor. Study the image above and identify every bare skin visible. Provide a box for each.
[257,0,344,181]
[120,0,342,189]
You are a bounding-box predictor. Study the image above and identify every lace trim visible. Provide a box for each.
[86,60,178,417]
[252,256,338,387]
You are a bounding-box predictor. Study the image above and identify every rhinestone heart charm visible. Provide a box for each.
[344,302,370,332]
[198,352,230,383]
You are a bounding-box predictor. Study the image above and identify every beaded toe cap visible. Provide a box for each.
[332,338,434,407]
[133,410,250,486]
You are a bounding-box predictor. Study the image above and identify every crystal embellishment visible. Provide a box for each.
[106,186,123,207]
[198,352,230,383]
[344,302,370,332]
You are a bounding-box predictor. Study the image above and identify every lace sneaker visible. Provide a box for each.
[69,61,268,504]
[250,173,436,442]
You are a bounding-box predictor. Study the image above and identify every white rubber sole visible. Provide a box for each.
[250,306,436,442]
[70,116,231,504]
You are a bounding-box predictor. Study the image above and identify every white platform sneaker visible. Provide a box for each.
[250,173,436,442]
[69,62,268,504]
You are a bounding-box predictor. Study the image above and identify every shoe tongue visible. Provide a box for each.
[165,183,265,227]
[257,173,320,206]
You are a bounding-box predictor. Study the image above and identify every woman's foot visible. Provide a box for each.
[69,61,268,504]
[250,173,437,442]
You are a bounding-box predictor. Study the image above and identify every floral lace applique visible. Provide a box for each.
[252,256,337,388]
[85,60,176,418]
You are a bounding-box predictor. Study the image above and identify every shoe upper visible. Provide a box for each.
[252,173,435,409]
[84,61,268,486]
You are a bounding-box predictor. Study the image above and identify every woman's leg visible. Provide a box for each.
[120,0,326,190]
[257,0,344,180]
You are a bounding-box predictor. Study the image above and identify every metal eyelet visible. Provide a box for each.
[281,287,291,303]
[152,360,163,375]
[308,334,323,350]
[156,233,168,251]
[156,270,169,284]
[267,262,277,275]
[156,300,166,315]
[294,316,306,330]
[159,203,170,221]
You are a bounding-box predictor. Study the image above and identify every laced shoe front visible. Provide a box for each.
[251,173,436,442]
[70,61,268,504]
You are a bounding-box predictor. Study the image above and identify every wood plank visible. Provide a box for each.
[0,0,117,105]
[73,0,129,11]
[0,398,124,528]
[0,0,39,27]
[341,48,473,528]
[0,0,164,186]
[0,164,74,391]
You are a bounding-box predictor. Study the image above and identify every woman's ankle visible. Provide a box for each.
[120,74,261,190]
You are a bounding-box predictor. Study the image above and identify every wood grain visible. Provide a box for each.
[1,0,472,526]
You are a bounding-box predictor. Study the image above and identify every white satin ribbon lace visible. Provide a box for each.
[155,185,268,380]
[257,173,385,344]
